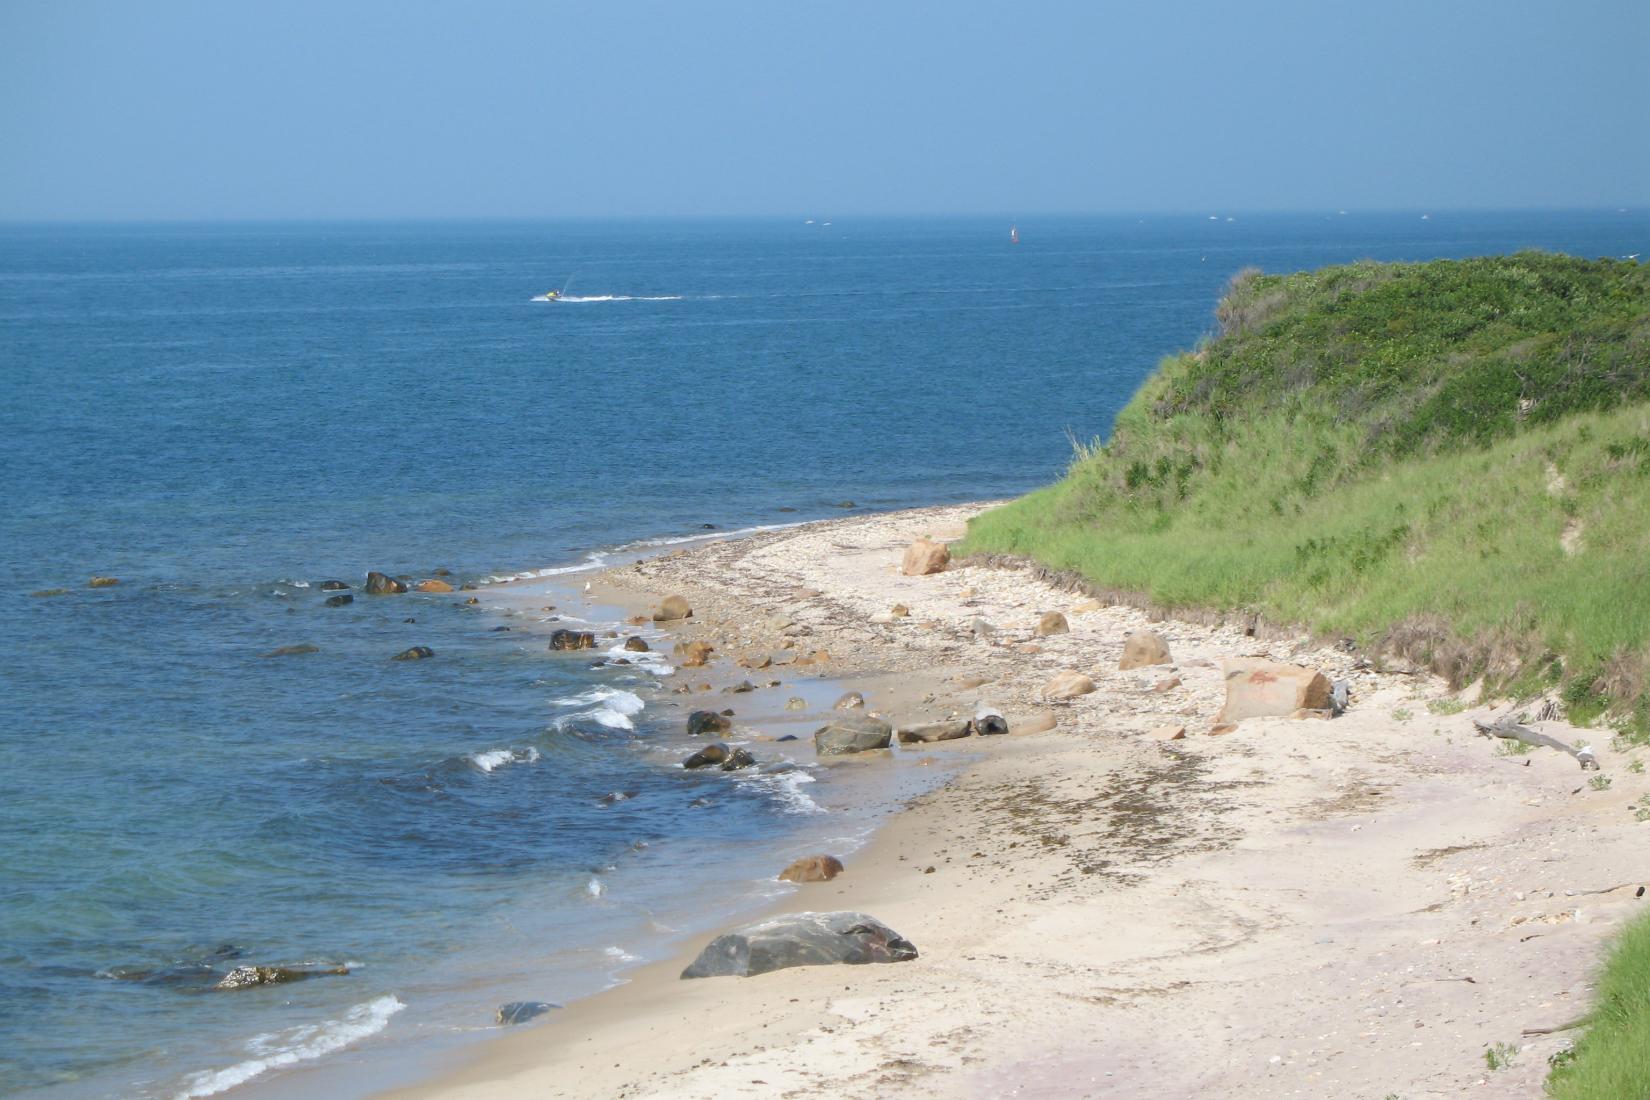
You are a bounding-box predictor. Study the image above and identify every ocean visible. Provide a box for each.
[1,212,1643,1099]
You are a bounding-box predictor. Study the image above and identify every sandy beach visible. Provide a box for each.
[383,503,1649,1100]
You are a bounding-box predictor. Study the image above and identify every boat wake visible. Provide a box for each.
[531,294,685,303]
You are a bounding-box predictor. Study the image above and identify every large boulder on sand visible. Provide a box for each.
[496,1001,557,1025]
[901,539,950,576]
[896,719,972,744]
[364,571,407,595]
[549,629,596,651]
[654,595,693,622]
[1035,611,1069,636]
[813,714,893,756]
[1042,670,1097,700]
[677,640,714,667]
[778,855,845,883]
[1217,659,1332,724]
[416,579,454,593]
[681,911,917,979]
[1119,631,1172,669]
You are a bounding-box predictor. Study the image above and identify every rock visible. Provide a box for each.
[496,1001,557,1025]
[1071,598,1103,613]
[778,855,845,883]
[683,743,730,769]
[1035,611,1069,636]
[1014,710,1057,735]
[900,538,950,576]
[1149,724,1187,741]
[814,713,893,756]
[721,747,757,771]
[970,618,997,639]
[688,710,732,736]
[1042,671,1097,700]
[723,680,755,694]
[834,500,857,509]
[737,654,772,669]
[1290,708,1333,720]
[678,640,714,668]
[262,643,319,658]
[88,576,120,588]
[30,588,70,598]
[415,579,454,593]
[833,691,865,710]
[215,964,348,990]
[1149,676,1182,694]
[776,734,799,742]
[325,593,354,607]
[896,719,972,744]
[972,705,1009,736]
[1208,722,1239,736]
[318,580,350,591]
[958,586,977,598]
[1119,631,1172,669]
[890,603,910,618]
[621,636,650,653]
[549,629,597,651]
[682,911,916,979]
[392,646,434,661]
[784,697,806,711]
[465,597,479,605]
[364,571,407,595]
[1217,659,1332,724]
[654,595,693,622]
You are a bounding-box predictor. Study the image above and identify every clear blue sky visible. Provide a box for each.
[1,0,1644,220]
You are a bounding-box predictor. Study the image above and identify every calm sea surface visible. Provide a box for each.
[1,213,1643,1098]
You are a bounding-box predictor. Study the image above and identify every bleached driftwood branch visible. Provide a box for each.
[1473,716,1598,770]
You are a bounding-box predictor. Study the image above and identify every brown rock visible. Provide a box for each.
[900,538,950,577]
[1014,710,1058,735]
[1035,611,1069,636]
[653,595,693,622]
[682,742,729,769]
[777,855,845,883]
[1149,676,1182,694]
[364,571,407,595]
[678,640,714,668]
[87,576,120,588]
[1071,598,1103,613]
[1208,722,1239,736]
[628,614,648,626]
[1217,659,1332,724]
[415,579,454,593]
[1119,631,1172,670]
[1290,708,1333,720]
[890,603,910,618]
[623,636,650,653]
[1149,724,1187,741]
[737,654,772,670]
[1042,671,1097,700]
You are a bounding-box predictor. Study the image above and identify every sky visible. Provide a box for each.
[1,0,1645,221]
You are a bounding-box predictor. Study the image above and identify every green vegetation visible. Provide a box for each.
[1588,773,1612,791]
[1485,1040,1519,1071]
[960,252,1650,734]
[1546,911,1650,1098]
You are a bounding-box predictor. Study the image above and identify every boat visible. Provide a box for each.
[1010,225,1020,245]
[541,289,561,301]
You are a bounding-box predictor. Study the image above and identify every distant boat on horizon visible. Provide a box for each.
[1010,225,1020,245]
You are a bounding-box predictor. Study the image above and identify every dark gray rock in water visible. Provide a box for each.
[262,643,320,659]
[683,742,729,769]
[325,593,354,607]
[496,1000,558,1025]
[549,629,597,651]
[623,636,650,652]
[813,714,893,756]
[723,680,755,694]
[392,646,434,661]
[364,571,407,595]
[681,911,916,979]
[775,734,799,743]
[318,580,351,591]
[215,964,349,990]
[687,710,732,737]
[721,747,757,771]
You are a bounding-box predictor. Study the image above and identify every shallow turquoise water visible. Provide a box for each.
[1,213,1643,1098]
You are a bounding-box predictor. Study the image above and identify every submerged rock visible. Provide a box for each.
[215,964,349,991]
[814,714,892,756]
[721,747,757,771]
[364,571,407,595]
[391,646,434,661]
[496,1001,558,1026]
[415,579,454,593]
[687,710,732,736]
[325,593,354,607]
[833,691,865,710]
[261,643,319,658]
[318,580,351,591]
[784,697,807,711]
[30,588,70,598]
[681,911,916,979]
[549,629,597,651]
[622,636,651,653]
[778,855,844,883]
[88,576,120,588]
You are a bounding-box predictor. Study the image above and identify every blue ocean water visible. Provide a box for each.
[1,212,1643,1098]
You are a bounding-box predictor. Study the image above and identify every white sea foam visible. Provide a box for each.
[587,877,606,897]
[554,294,684,303]
[172,995,404,1098]
[603,945,639,962]
[468,746,540,773]
[552,688,646,730]
[734,768,824,815]
[603,641,674,676]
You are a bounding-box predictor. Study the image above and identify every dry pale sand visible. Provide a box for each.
[385,504,1650,1100]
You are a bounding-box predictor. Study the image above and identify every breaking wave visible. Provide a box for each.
[172,995,404,1098]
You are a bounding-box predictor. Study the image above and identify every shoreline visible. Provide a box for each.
[363,502,1650,1099]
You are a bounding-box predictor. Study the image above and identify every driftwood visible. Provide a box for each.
[1473,716,1598,770]
[1522,1016,1589,1036]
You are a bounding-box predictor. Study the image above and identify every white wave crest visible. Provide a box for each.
[549,294,684,303]
[469,746,541,773]
[604,945,639,962]
[737,768,824,815]
[173,995,404,1099]
[587,877,606,897]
